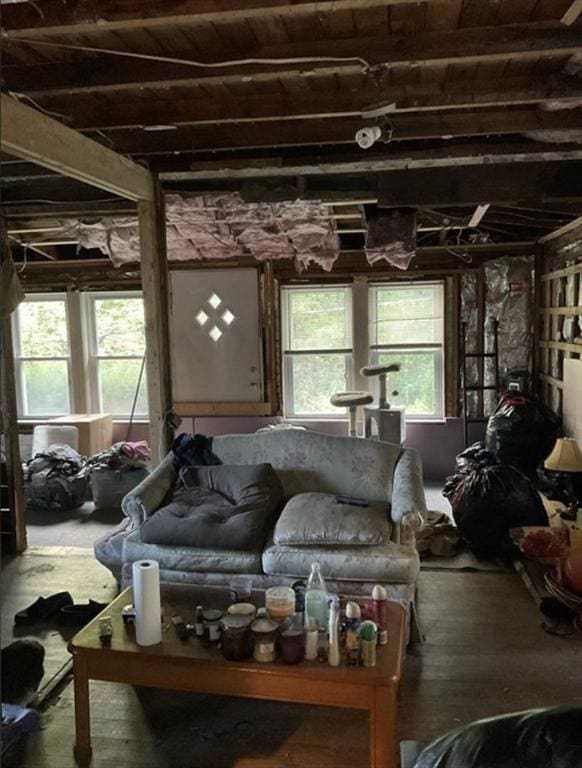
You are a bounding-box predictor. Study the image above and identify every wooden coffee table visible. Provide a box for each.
[68,584,406,767]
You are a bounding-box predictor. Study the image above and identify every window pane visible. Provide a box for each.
[22,360,70,416]
[377,351,437,416]
[98,359,148,415]
[287,289,349,350]
[288,354,348,415]
[94,298,145,356]
[374,285,443,345]
[18,300,69,356]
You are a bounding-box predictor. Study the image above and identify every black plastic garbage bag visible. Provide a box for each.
[455,442,496,475]
[450,465,548,556]
[413,706,582,768]
[485,393,560,479]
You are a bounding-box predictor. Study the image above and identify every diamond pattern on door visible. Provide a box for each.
[195,292,236,342]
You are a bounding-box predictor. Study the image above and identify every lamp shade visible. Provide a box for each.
[544,438,582,473]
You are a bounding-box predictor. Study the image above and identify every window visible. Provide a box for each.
[86,293,148,418]
[281,281,445,421]
[13,295,71,418]
[369,283,444,420]
[282,286,352,417]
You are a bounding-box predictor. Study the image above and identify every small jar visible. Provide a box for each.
[220,615,252,661]
[251,618,279,663]
[227,602,256,620]
[202,609,223,643]
[265,587,296,621]
[279,627,305,664]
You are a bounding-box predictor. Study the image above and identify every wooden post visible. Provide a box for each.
[137,180,172,465]
[532,246,543,399]
[0,221,27,554]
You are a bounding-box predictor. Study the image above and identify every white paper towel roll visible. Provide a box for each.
[132,559,162,646]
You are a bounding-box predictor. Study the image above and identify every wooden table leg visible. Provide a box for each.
[370,684,398,768]
[72,655,92,764]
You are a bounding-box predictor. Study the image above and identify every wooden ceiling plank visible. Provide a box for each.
[3,21,581,97]
[39,76,582,130]
[538,215,582,242]
[0,0,428,37]
[0,94,154,201]
[561,0,582,24]
[100,108,582,154]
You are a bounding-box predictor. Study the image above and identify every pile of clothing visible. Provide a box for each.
[85,441,150,472]
[23,444,88,511]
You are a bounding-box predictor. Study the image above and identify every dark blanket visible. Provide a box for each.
[170,433,221,469]
[140,464,283,551]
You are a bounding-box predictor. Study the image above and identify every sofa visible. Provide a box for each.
[95,429,427,636]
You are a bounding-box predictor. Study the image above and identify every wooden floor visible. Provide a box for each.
[2,550,582,768]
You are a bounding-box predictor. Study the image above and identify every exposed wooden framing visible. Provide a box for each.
[58,79,582,131]
[101,109,582,156]
[137,181,172,465]
[538,216,582,243]
[533,247,543,398]
[475,266,486,417]
[4,22,581,97]
[161,148,582,182]
[0,0,427,37]
[66,290,89,414]
[542,306,582,315]
[541,262,582,281]
[262,261,279,415]
[468,205,491,229]
[540,340,582,354]
[562,0,582,25]
[0,95,154,202]
[540,372,565,389]
[0,223,27,554]
[444,276,460,418]
[173,402,273,417]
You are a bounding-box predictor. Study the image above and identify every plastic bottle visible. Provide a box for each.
[305,617,319,661]
[372,585,389,645]
[305,562,329,629]
[327,595,341,667]
[345,601,361,665]
[194,605,204,638]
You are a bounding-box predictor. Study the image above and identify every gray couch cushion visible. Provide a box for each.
[273,492,391,547]
[140,463,283,551]
[123,528,263,573]
[262,537,419,584]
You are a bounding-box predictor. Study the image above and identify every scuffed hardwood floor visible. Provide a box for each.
[2,550,581,767]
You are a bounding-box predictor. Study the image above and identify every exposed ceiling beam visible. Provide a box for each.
[40,78,582,131]
[0,0,434,37]
[0,94,154,201]
[97,109,582,156]
[4,22,581,97]
[159,146,582,181]
[469,205,491,229]
[538,215,582,242]
[562,0,582,25]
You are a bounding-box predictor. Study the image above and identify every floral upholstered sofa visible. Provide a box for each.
[95,429,427,637]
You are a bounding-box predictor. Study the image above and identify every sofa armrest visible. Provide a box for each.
[121,453,178,526]
[391,448,427,525]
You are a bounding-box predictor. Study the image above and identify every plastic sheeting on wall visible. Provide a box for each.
[460,255,534,417]
[60,193,340,271]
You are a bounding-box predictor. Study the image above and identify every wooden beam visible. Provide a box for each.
[538,215,582,243]
[46,78,582,131]
[0,94,154,202]
[103,109,582,156]
[0,0,427,37]
[562,0,582,25]
[137,180,172,465]
[159,147,582,181]
[173,402,273,417]
[4,22,581,97]
[469,205,491,229]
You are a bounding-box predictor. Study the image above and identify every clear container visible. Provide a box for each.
[305,562,328,629]
[265,586,296,621]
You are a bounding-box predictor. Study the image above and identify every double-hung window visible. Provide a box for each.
[85,292,148,418]
[281,281,445,421]
[12,294,72,418]
[281,286,352,417]
[369,282,444,420]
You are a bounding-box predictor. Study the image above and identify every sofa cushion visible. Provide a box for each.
[273,492,391,547]
[123,529,263,573]
[262,537,419,584]
[140,463,283,551]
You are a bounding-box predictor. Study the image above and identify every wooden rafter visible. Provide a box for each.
[562,0,582,25]
[0,94,154,201]
[38,78,582,131]
[0,0,447,37]
[4,22,581,97]
[538,215,582,243]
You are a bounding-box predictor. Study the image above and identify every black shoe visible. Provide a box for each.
[58,600,108,627]
[14,592,74,626]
